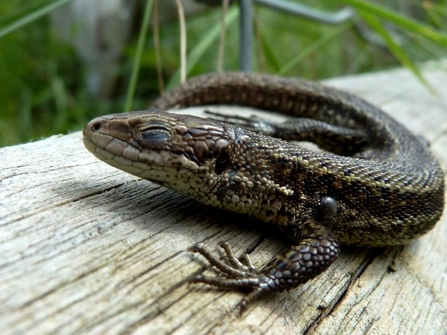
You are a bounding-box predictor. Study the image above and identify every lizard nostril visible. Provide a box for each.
[91,121,102,132]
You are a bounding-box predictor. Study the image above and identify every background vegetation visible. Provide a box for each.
[0,0,446,147]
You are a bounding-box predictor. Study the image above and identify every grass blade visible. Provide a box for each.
[340,0,447,46]
[166,5,238,90]
[258,29,281,72]
[360,12,432,91]
[124,0,154,112]
[18,89,33,142]
[0,0,73,39]
[278,22,352,75]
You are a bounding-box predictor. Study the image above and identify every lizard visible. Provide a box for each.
[82,72,445,311]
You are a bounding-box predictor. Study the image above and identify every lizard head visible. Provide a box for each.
[83,111,273,214]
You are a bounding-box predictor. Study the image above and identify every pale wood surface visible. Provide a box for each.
[1,64,446,335]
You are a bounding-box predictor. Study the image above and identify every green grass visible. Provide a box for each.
[0,0,446,147]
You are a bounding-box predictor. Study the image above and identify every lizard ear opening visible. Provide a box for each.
[215,151,230,175]
[319,196,337,220]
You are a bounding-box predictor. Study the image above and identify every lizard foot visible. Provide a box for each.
[189,222,339,313]
[189,241,277,313]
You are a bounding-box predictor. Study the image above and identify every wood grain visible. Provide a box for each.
[1,64,446,334]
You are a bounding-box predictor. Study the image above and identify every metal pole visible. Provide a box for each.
[238,0,253,71]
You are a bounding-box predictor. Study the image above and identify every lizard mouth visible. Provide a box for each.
[83,112,216,192]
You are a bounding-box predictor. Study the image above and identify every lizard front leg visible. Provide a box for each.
[189,219,340,312]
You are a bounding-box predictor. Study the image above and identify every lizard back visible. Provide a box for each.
[151,72,444,246]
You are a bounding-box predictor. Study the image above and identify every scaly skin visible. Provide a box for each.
[83,72,444,311]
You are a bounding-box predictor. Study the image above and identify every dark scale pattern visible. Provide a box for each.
[83,72,445,312]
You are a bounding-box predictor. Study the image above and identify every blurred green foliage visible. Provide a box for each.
[0,0,446,147]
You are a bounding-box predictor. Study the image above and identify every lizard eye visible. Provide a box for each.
[141,131,169,146]
[215,151,230,174]
[137,122,171,148]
